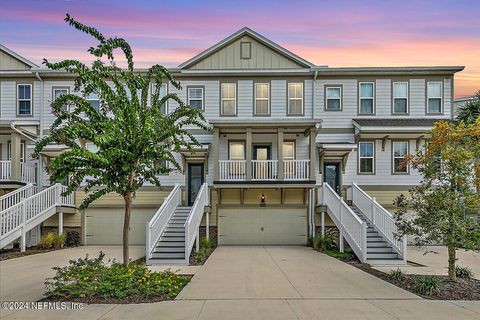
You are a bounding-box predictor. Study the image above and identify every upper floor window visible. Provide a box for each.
[17,84,32,116]
[221,83,237,116]
[53,88,69,111]
[7,141,26,162]
[393,141,409,174]
[427,81,442,114]
[325,86,342,111]
[85,142,99,153]
[359,82,374,114]
[393,82,408,114]
[254,83,270,115]
[229,141,245,160]
[86,92,100,112]
[358,141,374,174]
[288,83,303,115]
[187,87,204,110]
[151,83,167,114]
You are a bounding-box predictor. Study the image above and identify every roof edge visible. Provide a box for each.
[0,44,39,68]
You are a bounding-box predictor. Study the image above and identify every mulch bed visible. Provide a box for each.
[0,247,61,261]
[189,246,216,265]
[346,260,480,300]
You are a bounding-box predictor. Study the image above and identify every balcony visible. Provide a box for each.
[0,161,36,184]
[219,159,310,182]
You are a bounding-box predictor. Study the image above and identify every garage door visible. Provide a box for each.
[218,207,307,245]
[85,207,156,245]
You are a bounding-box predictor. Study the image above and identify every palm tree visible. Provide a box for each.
[456,90,480,124]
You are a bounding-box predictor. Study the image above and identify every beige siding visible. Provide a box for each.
[0,51,30,70]
[189,35,303,70]
[364,189,409,209]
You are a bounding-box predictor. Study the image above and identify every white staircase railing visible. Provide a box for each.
[0,183,75,250]
[0,184,39,212]
[0,161,11,181]
[352,183,407,262]
[21,162,36,184]
[146,184,181,261]
[184,183,209,264]
[321,182,367,263]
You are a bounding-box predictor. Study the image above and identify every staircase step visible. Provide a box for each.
[156,241,185,247]
[367,242,390,248]
[163,230,185,235]
[150,252,185,259]
[166,226,185,232]
[153,246,186,253]
[147,258,186,265]
[160,236,185,242]
[367,236,384,241]
[367,247,394,253]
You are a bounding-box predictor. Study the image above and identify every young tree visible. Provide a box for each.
[394,120,480,281]
[34,14,208,266]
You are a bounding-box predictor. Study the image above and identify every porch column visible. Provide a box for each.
[58,212,64,235]
[277,128,284,181]
[246,128,252,181]
[10,132,22,181]
[309,128,316,181]
[213,128,219,181]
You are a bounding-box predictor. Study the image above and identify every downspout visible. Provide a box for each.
[309,69,319,238]
[35,71,44,188]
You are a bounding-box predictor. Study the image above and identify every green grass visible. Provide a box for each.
[324,250,354,260]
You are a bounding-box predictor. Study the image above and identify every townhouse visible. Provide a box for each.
[0,28,463,265]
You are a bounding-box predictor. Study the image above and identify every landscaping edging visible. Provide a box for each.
[0,246,65,261]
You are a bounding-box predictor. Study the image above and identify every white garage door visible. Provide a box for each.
[218,207,307,245]
[85,207,156,245]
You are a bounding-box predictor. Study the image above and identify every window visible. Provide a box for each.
[151,83,167,113]
[288,83,303,115]
[221,83,236,116]
[240,42,251,59]
[283,141,295,160]
[326,86,342,110]
[393,141,409,173]
[427,81,442,114]
[53,88,69,110]
[359,82,374,114]
[358,142,374,173]
[17,84,32,115]
[86,92,100,111]
[7,141,26,162]
[229,142,245,160]
[393,82,408,114]
[187,87,204,110]
[254,83,269,115]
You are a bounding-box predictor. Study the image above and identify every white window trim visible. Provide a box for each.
[325,86,342,111]
[254,83,270,115]
[427,81,443,114]
[392,141,409,174]
[392,82,409,114]
[17,84,32,116]
[187,87,204,110]
[86,93,100,111]
[358,141,375,174]
[359,82,375,114]
[7,141,26,162]
[221,83,237,116]
[53,87,70,111]
[288,83,304,115]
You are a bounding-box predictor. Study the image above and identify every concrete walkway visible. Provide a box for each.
[375,246,480,279]
[2,246,480,320]
[0,245,145,301]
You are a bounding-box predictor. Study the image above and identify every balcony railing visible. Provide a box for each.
[218,159,310,182]
[0,161,36,184]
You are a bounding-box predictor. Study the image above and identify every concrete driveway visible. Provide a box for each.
[177,246,418,300]
[0,245,145,301]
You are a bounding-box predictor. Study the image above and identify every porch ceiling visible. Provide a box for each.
[210,119,320,134]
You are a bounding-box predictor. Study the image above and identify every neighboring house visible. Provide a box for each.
[0,28,463,265]
[453,96,476,117]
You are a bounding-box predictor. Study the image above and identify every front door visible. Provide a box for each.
[188,163,204,206]
[323,163,340,194]
[253,145,271,179]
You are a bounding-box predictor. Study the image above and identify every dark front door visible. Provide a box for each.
[324,163,340,194]
[188,163,204,206]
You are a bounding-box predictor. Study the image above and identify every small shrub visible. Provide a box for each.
[45,252,189,301]
[389,268,406,281]
[65,230,81,247]
[53,233,66,249]
[313,230,337,252]
[39,232,66,249]
[195,248,206,263]
[414,276,442,296]
[455,266,474,279]
[200,236,213,250]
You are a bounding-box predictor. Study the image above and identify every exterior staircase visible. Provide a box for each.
[351,205,404,265]
[149,206,191,264]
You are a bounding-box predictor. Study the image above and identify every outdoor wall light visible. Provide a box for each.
[260,194,266,207]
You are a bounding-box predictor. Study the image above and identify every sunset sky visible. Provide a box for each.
[1,0,479,97]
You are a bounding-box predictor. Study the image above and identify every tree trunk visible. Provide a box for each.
[123,192,132,267]
[447,245,457,281]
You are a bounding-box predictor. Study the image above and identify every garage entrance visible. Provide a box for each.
[218,206,307,245]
